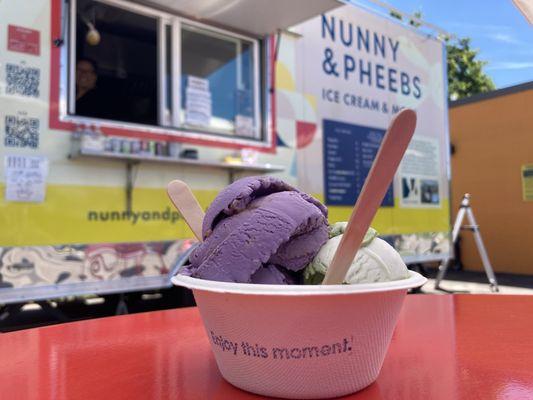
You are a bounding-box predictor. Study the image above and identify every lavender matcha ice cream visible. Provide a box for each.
[181,176,329,284]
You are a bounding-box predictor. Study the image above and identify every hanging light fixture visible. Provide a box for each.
[85,21,101,46]
[84,6,100,46]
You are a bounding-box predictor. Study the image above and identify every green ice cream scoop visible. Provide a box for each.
[304,222,409,285]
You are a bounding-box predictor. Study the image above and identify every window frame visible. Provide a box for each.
[175,18,262,138]
[61,0,269,147]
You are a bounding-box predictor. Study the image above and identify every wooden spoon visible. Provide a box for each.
[322,109,417,285]
[167,180,205,241]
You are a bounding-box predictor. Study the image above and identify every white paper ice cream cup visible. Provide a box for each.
[172,270,426,399]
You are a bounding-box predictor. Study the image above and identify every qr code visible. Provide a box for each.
[5,115,40,148]
[6,64,40,97]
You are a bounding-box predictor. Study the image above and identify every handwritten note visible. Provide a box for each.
[4,155,49,203]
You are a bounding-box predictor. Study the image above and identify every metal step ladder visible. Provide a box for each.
[435,193,499,293]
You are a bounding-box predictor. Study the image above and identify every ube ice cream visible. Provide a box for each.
[182,176,329,284]
[304,222,409,284]
[179,176,410,285]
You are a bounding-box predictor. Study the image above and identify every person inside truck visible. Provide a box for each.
[75,58,108,119]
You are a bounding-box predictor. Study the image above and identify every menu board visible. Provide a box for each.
[323,119,394,206]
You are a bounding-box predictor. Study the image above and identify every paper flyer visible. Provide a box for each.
[4,154,49,203]
[185,76,212,127]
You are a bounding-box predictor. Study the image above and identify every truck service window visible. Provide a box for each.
[67,0,264,143]
[180,25,259,139]
[74,0,158,125]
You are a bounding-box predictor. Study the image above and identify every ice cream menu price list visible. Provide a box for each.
[323,119,394,206]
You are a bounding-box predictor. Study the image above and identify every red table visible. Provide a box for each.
[2,295,533,399]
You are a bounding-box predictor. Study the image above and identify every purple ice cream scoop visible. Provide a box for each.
[182,176,328,284]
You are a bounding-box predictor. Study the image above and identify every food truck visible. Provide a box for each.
[0,0,450,308]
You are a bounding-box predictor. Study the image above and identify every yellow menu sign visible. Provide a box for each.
[522,165,533,201]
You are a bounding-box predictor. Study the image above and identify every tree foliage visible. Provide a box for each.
[445,37,495,100]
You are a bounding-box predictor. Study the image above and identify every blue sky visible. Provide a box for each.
[354,0,533,88]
